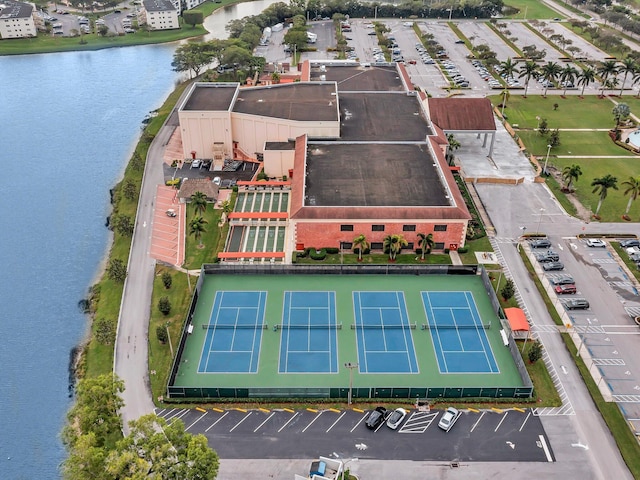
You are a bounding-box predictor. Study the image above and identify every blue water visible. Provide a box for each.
[628,130,640,149]
[0,45,179,479]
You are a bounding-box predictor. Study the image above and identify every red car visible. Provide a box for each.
[408,59,417,64]
[555,284,576,294]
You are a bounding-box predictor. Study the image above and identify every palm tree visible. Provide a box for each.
[560,65,578,97]
[499,57,519,80]
[621,176,640,217]
[617,57,637,97]
[633,69,640,98]
[383,234,407,261]
[417,233,435,261]
[577,66,596,97]
[189,216,208,246]
[446,133,461,163]
[353,234,369,261]
[597,60,619,96]
[591,174,618,217]
[518,60,539,97]
[540,61,562,97]
[191,191,208,216]
[562,164,582,191]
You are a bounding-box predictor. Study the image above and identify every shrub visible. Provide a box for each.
[107,259,127,283]
[457,246,469,253]
[528,340,543,363]
[501,278,515,300]
[95,317,116,345]
[156,325,168,344]
[325,247,339,254]
[158,296,172,316]
[166,178,180,187]
[162,272,172,289]
[309,248,327,260]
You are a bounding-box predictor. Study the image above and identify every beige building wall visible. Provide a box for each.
[0,14,36,39]
[146,9,179,30]
[263,149,295,178]
[178,110,233,159]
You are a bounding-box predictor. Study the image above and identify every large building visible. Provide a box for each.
[176,62,482,257]
[140,0,179,30]
[0,0,36,39]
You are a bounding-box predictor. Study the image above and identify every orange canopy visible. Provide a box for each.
[504,308,530,332]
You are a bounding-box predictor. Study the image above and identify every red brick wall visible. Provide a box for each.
[294,221,466,251]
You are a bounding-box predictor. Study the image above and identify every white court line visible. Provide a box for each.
[254,412,276,432]
[205,411,229,432]
[302,411,324,432]
[326,412,347,432]
[229,412,253,432]
[494,411,508,432]
[186,411,208,431]
[519,412,531,432]
[470,411,485,433]
[351,413,369,432]
[539,434,553,462]
[278,412,299,432]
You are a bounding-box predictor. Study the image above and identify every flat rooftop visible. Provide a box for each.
[339,92,431,141]
[181,83,237,112]
[309,64,406,91]
[233,83,338,122]
[304,143,448,207]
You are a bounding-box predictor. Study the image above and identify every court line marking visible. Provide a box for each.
[539,435,553,462]
[278,412,299,432]
[205,411,229,432]
[519,411,531,432]
[186,411,208,431]
[494,411,508,432]
[326,412,347,432]
[229,412,253,432]
[254,412,276,432]
[351,412,369,432]
[470,411,485,433]
[302,411,324,432]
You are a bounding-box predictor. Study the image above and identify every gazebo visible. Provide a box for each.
[504,307,531,340]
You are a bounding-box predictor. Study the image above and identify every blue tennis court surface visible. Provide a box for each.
[198,291,266,373]
[278,291,338,373]
[353,291,419,374]
[422,291,499,374]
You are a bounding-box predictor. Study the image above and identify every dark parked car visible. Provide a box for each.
[365,407,387,430]
[530,238,551,248]
[543,261,564,271]
[536,251,559,262]
[565,298,589,310]
[620,239,640,248]
[550,275,575,285]
[555,284,576,294]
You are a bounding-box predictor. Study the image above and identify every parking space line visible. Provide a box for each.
[163,408,182,421]
[186,411,208,431]
[254,412,276,432]
[326,412,346,433]
[494,411,508,432]
[470,411,485,433]
[160,408,177,419]
[519,411,531,432]
[399,411,438,433]
[205,411,229,432]
[539,434,553,462]
[302,411,324,432]
[278,412,299,432]
[229,412,252,432]
[351,412,369,433]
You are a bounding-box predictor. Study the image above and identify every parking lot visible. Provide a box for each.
[156,406,553,462]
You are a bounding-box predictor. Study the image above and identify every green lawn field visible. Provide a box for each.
[502,0,562,19]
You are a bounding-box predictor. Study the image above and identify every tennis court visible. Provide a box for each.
[278,291,339,374]
[197,291,267,373]
[353,291,419,374]
[422,291,499,374]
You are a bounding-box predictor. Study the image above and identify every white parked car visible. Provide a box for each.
[438,407,461,432]
[386,408,407,430]
[586,238,606,248]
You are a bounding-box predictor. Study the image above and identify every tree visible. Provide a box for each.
[122,179,137,201]
[107,258,127,282]
[189,216,208,246]
[612,103,630,130]
[353,234,369,261]
[182,10,203,28]
[617,57,637,96]
[518,60,539,97]
[191,191,208,216]
[597,60,619,96]
[95,317,116,345]
[156,325,168,344]
[446,133,461,163]
[131,150,144,171]
[528,340,543,363]
[548,129,561,147]
[577,66,596,97]
[591,174,619,216]
[540,61,562,97]
[621,176,640,217]
[562,164,582,191]
[500,278,515,300]
[112,214,134,236]
[162,271,172,289]
[284,27,308,53]
[383,234,407,261]
[106,414,219,480]
[560,65,578,96]
[171,42,215,78]
[158,296,172,316]
[417,233,435,260]
[538,118,549,136]
[634,69,640,98]
[499,57,519,80]
[271,72,281,84]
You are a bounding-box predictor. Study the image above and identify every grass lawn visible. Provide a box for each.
[519,341,561,406]
[550,157,640,221]
[491,95,637,130]
[502,0,561,19]
[517,130,635,157]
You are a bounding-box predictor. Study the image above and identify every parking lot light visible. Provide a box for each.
[344,362,358,405]
[543,144,552,175]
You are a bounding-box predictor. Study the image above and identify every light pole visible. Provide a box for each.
[447,8,453,21]
[331,453,358,480]
[536,208,545,234]
[345,362,358,405]
[543,144,552,175]
[501,88,508,118]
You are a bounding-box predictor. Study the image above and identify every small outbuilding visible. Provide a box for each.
[177,178,219,203]
[504,307,531,340]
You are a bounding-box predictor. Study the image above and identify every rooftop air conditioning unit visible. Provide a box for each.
[319,65,326,72]
[320,74,326,81]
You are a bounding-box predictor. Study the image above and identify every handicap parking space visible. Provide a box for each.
[160,406,552,462]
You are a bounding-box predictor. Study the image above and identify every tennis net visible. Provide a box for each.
[351,323,417,330]
[202,323,268,330]
[273,323,343,330]
[422,323,490,330]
